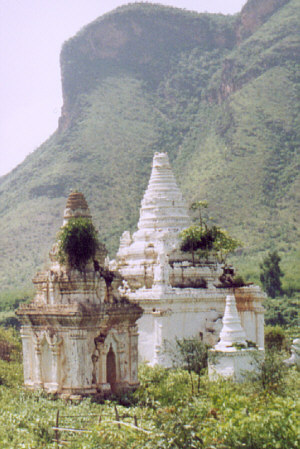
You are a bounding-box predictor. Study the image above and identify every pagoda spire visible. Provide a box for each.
[137,152,190,233]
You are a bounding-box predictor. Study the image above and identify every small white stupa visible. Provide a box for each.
[209,294,263,382]
[214,294,247,351]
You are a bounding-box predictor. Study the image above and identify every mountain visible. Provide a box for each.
[0,0,299,299]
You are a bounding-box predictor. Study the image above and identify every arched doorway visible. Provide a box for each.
[106,346,117,393]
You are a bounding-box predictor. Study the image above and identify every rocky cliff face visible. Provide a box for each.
[236,0,290,42]
[59,4,237,130]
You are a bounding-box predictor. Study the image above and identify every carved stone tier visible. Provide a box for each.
[63,191,92,224]
[137,152,190,232]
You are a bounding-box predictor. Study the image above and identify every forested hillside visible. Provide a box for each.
[0,0,299,297]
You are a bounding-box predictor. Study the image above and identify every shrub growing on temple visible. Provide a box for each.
[180,201,241,263]
[180,225,240,263]
[57,217,99,270]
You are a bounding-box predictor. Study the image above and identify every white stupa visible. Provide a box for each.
[116,152,191,289]
[208,294,264,382]
[113,152,265,366]
[137,151,191,234]
[215,294,247,351]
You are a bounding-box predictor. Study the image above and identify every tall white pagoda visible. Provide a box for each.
[114,153,265,366]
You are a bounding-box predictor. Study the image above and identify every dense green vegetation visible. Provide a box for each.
[0,327,299,448]
[57,217,100,270]
[264,294,299,327]
[260,251,284,298]
[0,0,299,303]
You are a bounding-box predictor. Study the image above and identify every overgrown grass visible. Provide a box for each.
[0,325,299,448]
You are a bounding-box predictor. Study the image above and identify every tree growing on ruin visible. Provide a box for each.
[180,202,241,263]
[57,217,99,270]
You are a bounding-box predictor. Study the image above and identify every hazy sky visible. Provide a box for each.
[0,0,246,177]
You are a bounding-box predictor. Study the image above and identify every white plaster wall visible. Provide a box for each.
[208,349,264,382]
[41,339,52,385]
[21,328,34,387]
[240,311,256,342]
[63,331,92,390]
[137,314,156,363]
[138,302,224,365]
[137,296,264,366]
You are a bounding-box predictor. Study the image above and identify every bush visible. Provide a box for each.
[247,349,289,394]
[57,217,99,270]
[0,327,22,362]
[164,337,210,394]
[0,328,23,387]
[180,225,241,264]
[264,295,299,327]
[265,325,288,351]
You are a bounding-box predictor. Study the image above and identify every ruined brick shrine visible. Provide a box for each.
[17,192,142,398]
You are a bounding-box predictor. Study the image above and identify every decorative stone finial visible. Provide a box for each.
[215,294,247,350]
[63,191,92,224]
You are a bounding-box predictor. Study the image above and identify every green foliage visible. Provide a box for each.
[180,224,241,263]
[190,200,208,229]
[264,294,299,327]
[213,228,241,263]
[57,217,99,270]
[260,251,284,298]
[0,289,33,312]
[231,274,246,287]
[0,358,299,448]
[135,364,193,407]
[0,327,22,363]
[0,328,22,387]
[180,224,209,256]
[164,337,210,394]
[0,0,299,301]
[173,338,209,376]
[264,325,289,351]
[0,312,21,330]
[247,349,290,394]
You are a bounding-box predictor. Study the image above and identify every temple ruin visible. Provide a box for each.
[17,192,142,398]
[17,152,265,390]
[113,152,265,365]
